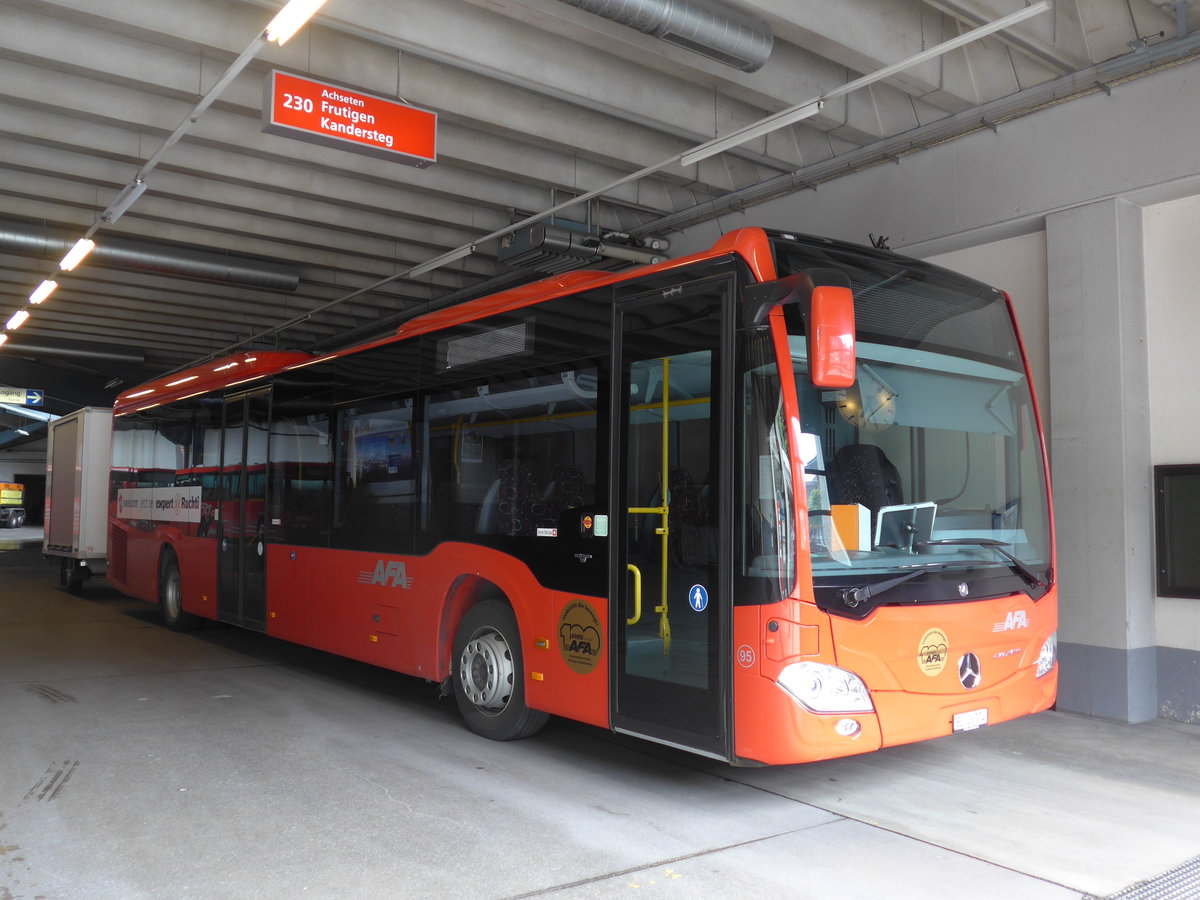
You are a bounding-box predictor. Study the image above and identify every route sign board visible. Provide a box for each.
[263,70,437,168]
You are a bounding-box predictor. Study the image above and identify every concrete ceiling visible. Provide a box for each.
[0,0,1197,438]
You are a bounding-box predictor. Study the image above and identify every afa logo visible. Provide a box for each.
[992,610,1030,632]
[559,600,602,674]
[357,560,413,589]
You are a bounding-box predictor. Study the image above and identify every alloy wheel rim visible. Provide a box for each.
[459,629,514,714]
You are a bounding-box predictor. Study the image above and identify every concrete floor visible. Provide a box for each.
[2,539,1199,900]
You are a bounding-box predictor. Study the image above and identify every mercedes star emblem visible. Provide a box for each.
[958,582,970,597]
[958,652,982,689]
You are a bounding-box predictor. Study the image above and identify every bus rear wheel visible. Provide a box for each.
[452,599,548,741]
[160,553,201,632]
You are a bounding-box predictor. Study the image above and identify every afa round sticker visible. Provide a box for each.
[558,600,602,674]
[918,627,949,677]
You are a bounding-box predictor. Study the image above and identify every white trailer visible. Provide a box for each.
[44,407,113,593]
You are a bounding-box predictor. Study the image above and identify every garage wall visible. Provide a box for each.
[1144,195,1200,723]
[1146,193,1200,653]
[674,56,1200,725]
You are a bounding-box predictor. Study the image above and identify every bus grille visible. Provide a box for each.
[109,525,127,583]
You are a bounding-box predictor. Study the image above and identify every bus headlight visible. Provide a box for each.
[777,661,874,713]
[1036,631,1057,678]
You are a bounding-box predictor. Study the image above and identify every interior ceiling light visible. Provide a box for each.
[29,280,58,305]
[0,334,7,347]
[59,238,95,272]
[265,0,329,45]
[6,309,30,331]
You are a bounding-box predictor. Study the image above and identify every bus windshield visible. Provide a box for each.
[773,235,1052,612]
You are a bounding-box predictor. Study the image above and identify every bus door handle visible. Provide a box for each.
[626,564,642,626]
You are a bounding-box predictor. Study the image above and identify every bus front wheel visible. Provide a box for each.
[160,553,201,633]
[452,599,548,741]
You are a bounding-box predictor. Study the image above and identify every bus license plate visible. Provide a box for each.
[953,708,989,732]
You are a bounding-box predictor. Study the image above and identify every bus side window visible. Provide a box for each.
[269,374,335,548]
[330,399,417,554]
[423,367,599,547]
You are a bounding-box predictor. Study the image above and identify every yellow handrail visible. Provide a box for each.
[626,564,642,625]
[625,357,673,655]
[656,358,671,655]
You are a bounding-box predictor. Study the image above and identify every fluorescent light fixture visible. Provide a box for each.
[0,334,7,347]
[16,428,29,436]
[0,403,55,422]
[265,0,329,44]
[677,4,1051,169]
[6,309,30,331]
[102,178,148,224]
[165,375,199,388]
[681,101,824,167]
[59,238,95,271]
[29,280,58,305]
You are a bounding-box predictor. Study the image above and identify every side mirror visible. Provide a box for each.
[808,284,855,388]
[742,269,856,389]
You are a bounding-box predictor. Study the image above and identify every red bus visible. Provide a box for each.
[108,228,1056,765]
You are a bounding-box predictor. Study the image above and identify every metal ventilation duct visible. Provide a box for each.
[559,0,773,72]
[0,339,145,364]
[0,217,300,291]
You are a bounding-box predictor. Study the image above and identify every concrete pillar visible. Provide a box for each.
[1046,198,1157,722]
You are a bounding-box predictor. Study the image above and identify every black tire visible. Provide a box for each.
[60,558,84,595]
[452,599,548,741]
[160,552,202,632]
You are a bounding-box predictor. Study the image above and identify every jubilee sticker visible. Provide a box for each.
[558,600,602,674]
[918,627,949,677]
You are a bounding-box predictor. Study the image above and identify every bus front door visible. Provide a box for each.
[612,283,730,761]
[217,388,271,631]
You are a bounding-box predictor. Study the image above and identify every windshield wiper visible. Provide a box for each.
[840,564,951,609]
[917,538,1045,589]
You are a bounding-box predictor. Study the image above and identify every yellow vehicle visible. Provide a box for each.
[0,482,26,528]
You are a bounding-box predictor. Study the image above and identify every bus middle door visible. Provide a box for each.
[217,387,271,631]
